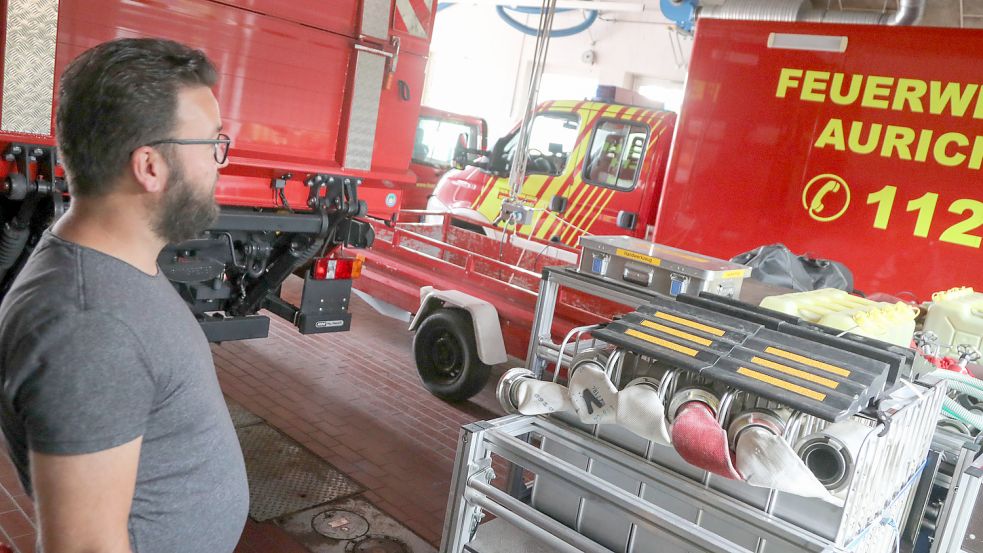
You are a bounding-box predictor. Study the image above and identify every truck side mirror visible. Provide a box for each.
[452,133,468,170]
[489,136,509,175]
[549,195,569,214]
[617,210,637,231]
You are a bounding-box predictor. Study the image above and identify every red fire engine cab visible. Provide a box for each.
[0,0,438,341]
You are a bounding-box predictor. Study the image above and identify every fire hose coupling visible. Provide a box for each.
[726,409,787,450]
[667,387,720,424]
[794,420,873,496]
[496,368,572,416]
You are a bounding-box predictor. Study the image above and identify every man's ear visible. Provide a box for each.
[130,146,168,194]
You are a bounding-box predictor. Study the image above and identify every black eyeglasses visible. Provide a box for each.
[145,133,231,164]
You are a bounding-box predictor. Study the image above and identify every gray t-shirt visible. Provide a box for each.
[0,231,248,553]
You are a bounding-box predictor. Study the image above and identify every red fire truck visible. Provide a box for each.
[654,18,983,301]
[407,105,488,210]
[357,19,981,400]
[0,0,437,341]
[425,94,677,247]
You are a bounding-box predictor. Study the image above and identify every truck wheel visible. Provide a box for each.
[414,308,491,402]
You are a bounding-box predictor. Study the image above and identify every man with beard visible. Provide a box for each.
[0,39,248,553]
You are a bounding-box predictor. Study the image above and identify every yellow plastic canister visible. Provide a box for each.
[760,288,916,348]
[923,287,983,351]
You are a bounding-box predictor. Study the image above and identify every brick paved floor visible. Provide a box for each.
[0,276,506,552]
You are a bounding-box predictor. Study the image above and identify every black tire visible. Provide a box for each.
[413,308,491,401]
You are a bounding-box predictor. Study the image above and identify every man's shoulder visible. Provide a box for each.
[0,234,84,334]
[0,233,149,352]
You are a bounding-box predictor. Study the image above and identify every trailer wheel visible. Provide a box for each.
[414,308,490,402]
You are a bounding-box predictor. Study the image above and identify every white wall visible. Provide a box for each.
[423,4,694,140]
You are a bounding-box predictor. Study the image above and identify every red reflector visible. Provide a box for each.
[311,255,365,280]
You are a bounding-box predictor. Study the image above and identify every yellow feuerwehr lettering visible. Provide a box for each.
[934,132,970,166]
[892,78,927,112]
[776,68,804,98]
[802,71,831,102]
[861,76,895,109]
[880,125,915,160]
[815,118,846,150]
[929,81,979,117]
[970,136,983,170]
[848,121,882,154]
[975,90,983,119]
[830,73,862,106]
[914,129,935,162]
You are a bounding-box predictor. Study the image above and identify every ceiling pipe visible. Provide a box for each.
[698,0,926,26]
[444,0,644,11]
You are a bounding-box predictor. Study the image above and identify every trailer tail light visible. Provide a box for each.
[312,255,364,280]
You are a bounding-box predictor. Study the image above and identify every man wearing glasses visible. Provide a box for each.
[0,39,247,552]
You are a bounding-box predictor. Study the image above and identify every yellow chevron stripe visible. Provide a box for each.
[578,188,615,239]
[602,104,624,117]
[737,367,827,401]
[533,106,603,240]
[575,184,610,232]
[750,356,840,389]
[562,185,607,244]
[535,176,583,240]
[550,100,580,109]
[470,174,498,210]
[764,347,851,377]
[560,183,602,243]
[625,329,698,357]
[653,312,725,337]
[641,320,713,346]
[524,174,550,198]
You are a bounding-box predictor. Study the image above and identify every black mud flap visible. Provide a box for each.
[296,277,353,334]
[200,315,271,342]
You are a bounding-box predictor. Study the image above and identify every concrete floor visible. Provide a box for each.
[0,276,508,552]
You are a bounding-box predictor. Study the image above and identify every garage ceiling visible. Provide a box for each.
[808,0,983,27]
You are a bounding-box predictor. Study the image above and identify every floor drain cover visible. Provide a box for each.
[277,497,436,553]
[346,536,409,553]
[225,397,263,428]
[313,510,370,540]
[237,424,362,521]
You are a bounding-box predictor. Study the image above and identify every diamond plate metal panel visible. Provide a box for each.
[237,424,362,521]
[343,52,385,171]
[361,0,392,39]
[225,396,263,428]
[2,0,59,135]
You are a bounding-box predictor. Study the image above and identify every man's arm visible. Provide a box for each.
[30,436,142,553]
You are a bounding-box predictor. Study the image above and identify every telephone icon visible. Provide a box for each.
[801,173,850,223]
[809,180,841,216]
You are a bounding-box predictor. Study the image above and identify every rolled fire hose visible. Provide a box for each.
[795,419,872,498]
[729,411,832,500]
[669,389,743,480]
[616,379,672,446]
[497,368,573,415]
[569,360,619,425]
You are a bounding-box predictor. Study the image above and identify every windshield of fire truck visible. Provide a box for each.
[501,112,580,176]
[413,116,479,167]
